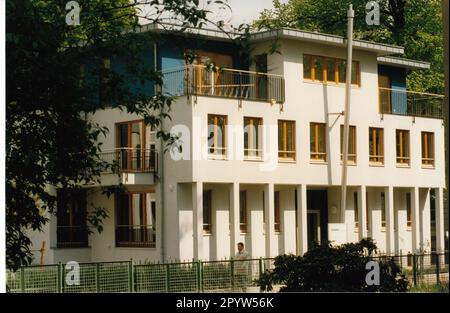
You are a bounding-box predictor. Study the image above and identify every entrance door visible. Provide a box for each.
[378,75,391,113]
[307,211,320,250]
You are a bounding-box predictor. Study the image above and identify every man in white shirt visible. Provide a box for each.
[234,242,249,292]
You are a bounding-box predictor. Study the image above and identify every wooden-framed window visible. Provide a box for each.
[396,129,410,165]
[381,192,386,229]
[354,192,359,229]
[278,120,296,161]
[116,120,156,172]
[116,192,156,247]
[57,189,88,248]
[310,122,327,161]
[378,75,391,113]
[303,54,360,86]
[208,114,227,157]
[203,190,212,233]
[244,117,263,160]
[274,191,281,233]
[369,127,384,164]
[366,191,370,232]
[421,132,435,167]
[406,192,412,229]
[240,190,247,233]
[340,125,357,163]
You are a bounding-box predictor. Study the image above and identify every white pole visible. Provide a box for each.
[340,4,354,223]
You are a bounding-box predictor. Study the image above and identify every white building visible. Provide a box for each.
[29,25,446,264]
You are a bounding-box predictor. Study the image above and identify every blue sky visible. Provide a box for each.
[225,0,288,25]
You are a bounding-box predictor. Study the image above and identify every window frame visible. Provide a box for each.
[303,54,361,86]
[406,192,412,230]
[396,129,410,166]
[369,127,384,165]
[353,192,359,229]
[208,114,228,158]
[278,120,296,162]
[274,191,281,233]
[203,190,213,234]
[243,116,263,160]
[310,122,327,162]
[239,190,248,234]
[340,125,357,164]
[421,131,435,168]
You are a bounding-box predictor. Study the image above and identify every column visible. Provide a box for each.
[385,186,395,254]
[436,187,445,253]
[264,183,275,257]
[357,185,367,239]
[296,185,308,255]
[229,182,240,257]
[411,186,420,253]
[421,188,431,253]
[192,182,203,260]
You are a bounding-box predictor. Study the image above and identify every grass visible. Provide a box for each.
[409,283,449,293]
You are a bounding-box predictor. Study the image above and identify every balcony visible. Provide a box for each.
[115,225,156,248]
[162,65,285,104]
[100,148,158,174]
[379,87,444,119]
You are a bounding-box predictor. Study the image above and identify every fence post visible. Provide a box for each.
[58,262,64,293]
[165,263,170,293]
[230,259,235,291]
[412,254,417,287]
[20,266,25,293]
[96,263,100,293]
[129,259,134,292]
[435,252,441,285]
[199,261,204,293]
[258,257,263,280]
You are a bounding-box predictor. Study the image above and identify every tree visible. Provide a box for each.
[258,239,409,292]
[6,0,232,270]
[254,0,444,94]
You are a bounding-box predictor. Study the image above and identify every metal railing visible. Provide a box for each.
[6,252,448,293]
[115,225,156,248]
[56,226,88,248]
[162,65,285,104]
[100,148,157,174]
[379,87,444,119]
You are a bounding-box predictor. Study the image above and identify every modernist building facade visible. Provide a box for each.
[29,24,446,264]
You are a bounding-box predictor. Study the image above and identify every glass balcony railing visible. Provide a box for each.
[379,87,444,119]
[162,65,285,104]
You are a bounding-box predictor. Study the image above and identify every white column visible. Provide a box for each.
[385,186,395,254]
[411,186,420,253]
[229,182,240,258]
[264,183,275,257]
[192,182,203,260]
[420,188,431,252]
[436,187,445,253]
[296,185,308,255]
[357,185,367,239]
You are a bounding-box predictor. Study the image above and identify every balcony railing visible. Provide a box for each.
[379,87,444,119]
[56,226,88,248]
[162,65,285,104]
[115,225,156,248]
[100,148,158,174]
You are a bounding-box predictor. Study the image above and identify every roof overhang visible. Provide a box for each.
[377,56,430,70]
[249,28,404,56]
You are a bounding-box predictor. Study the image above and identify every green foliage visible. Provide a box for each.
[258,239,409,292]
[253,0,444,94]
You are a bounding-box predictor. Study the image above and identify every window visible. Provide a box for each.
[381,192,386,229]
[310,123,326,161]
[116,120,156,172]
[369,127,384,164]
[406,192,412,229]
[240,191,247,233]
[340,125,357,163]
[208,115,227,157]
[396,129,410,165]
[354,192,359,228]
[366,191,370,232]
[57,189,88,248]
[244,117,262,159]
[278,120,296,161]
[100,58,112,104]
[421,132,435,167]
[203,190,212,233]
[378,75,391,113]
[303,54,360,85]
[116,192,156,247]
[274,191,281,233]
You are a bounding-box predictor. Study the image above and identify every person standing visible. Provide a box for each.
[234,242,249,292]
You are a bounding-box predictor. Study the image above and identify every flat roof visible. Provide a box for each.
[377,56,431,70]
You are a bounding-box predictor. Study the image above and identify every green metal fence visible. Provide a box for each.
[6,252,448,293]
[6,258,273,293]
